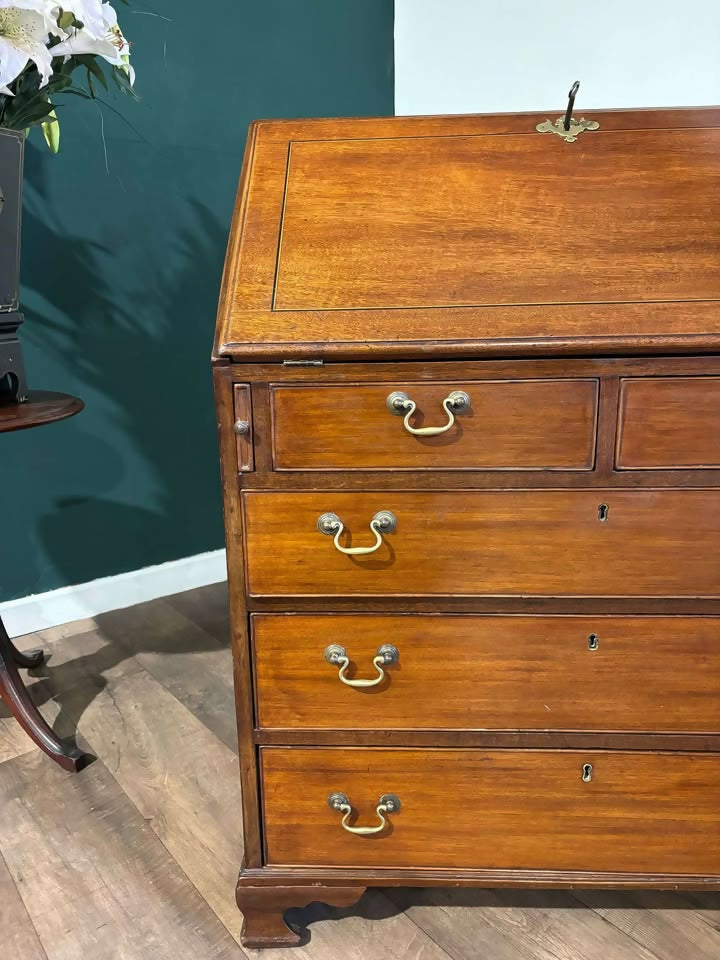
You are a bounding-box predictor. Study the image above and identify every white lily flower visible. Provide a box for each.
[0,0,64,91]
[51,2,133,83]
[57,0,106,36]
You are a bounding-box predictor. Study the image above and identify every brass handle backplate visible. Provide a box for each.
[317,510,396,556]
[324,643,399,687]
[327,792,401,835]
[386,390,470,437]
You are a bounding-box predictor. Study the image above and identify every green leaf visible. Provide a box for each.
[2,75,60,128]
[58,10,75,29]
[75,55,109,91]
[5,100,57,129]
[112,66,140,101]
[46,73,73,93]
[41,110,60,153]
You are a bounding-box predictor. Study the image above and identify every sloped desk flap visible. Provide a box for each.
[215,107,720,361]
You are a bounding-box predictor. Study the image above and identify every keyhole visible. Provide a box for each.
[597,503,609,522]
[582,763,593,782]
[588,634,599,651]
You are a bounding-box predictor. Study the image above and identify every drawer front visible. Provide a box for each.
[271,379,598,471]
[253,615,720,733]
[243,490,720,597]
[262,748,720,873]
[617,377,720,469]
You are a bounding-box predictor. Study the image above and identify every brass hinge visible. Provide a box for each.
[282,359,324,367]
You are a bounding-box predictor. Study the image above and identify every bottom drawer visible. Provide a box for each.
[261,748,720,874]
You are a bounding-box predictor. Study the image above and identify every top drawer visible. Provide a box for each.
[270,379,598,471]
[617,377,720,470]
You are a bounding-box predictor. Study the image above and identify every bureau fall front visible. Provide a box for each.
[213,107,720,948]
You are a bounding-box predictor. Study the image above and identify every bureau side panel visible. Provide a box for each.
[213,363,263,867]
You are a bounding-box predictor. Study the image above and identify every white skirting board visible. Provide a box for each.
[0,549,228,638]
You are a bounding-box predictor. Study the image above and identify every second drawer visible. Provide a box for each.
[253,615,720,733]
[243,490,720,597]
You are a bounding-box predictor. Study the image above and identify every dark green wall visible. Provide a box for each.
[2,0,394,601]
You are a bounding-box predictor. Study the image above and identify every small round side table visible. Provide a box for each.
[1,391,93,771]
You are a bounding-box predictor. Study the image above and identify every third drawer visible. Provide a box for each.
[253,615,720,733]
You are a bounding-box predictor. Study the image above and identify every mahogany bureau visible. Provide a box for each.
[213,106,720,948]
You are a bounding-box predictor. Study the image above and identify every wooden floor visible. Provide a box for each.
[1,583,718,959]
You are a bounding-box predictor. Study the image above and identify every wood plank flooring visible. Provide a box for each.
[0,582,718,959]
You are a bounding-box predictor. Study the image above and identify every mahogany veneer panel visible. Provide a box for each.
[253,615,720,733]
[261,748,720,874]
[215,109,720,361]
[617,377,720,469]
[274,131,720,311]
[270,379,598,471]
[243,490,720,598]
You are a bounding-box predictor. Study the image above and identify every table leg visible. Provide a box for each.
[0,617,92,772]
[11,642,45,669]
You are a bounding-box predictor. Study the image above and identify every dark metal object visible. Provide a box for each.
[564,81,580,131]
[0,129,26,401]
[0,311,27,400]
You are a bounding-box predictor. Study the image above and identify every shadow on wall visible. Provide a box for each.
[19,142,227,589]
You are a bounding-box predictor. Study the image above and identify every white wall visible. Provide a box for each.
[395,0,720,115]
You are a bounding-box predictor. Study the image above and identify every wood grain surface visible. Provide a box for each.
[389,886,663,960]
[0,749,242,959]
[0,391,83,433]
[0,714,38,763]
[261,747,720,874]
[252,614,720,733]
[215,109,720,361]
[270,380,598,471]
[572,889,720,960]
[617,377,720,469]
[274,131,720,311]
[0,850,47,960]
[64,667,244,943]
[243,489,720,598]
